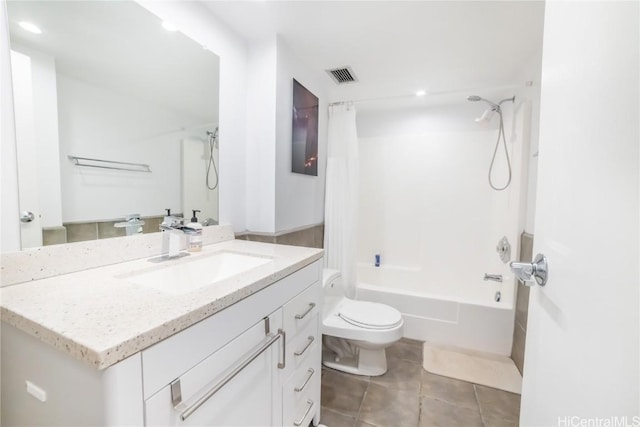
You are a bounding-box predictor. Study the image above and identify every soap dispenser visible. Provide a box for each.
[184,210,203,252]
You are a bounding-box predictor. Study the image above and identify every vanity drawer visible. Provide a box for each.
[283,361,320,427]
[283,315,320,379]
[283,345,321,404]
[283,280,322,339]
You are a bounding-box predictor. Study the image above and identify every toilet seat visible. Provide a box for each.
[338,300,403,330]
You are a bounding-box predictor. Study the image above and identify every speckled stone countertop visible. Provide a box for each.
[0,239,323,370]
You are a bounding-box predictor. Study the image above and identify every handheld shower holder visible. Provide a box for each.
[467,95,515,110]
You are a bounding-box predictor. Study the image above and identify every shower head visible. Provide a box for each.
[467,94,515,125]
[467,95,499,109]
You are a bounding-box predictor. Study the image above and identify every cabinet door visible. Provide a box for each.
[145,312,283,426]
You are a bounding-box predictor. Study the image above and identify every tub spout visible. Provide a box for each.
[483,273,503,282]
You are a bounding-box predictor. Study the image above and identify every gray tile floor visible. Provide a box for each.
[319,339,521,427]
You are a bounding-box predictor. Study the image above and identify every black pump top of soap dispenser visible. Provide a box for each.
[191,210,201,223]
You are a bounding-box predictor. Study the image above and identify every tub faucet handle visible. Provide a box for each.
[496,236,511,264]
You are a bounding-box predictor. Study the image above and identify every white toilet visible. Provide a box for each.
[321,268,403,376]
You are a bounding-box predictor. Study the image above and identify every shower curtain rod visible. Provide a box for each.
[328,84,522,107]
[329,94,413,107]
[162,122,218,135]
[141,122,219,141]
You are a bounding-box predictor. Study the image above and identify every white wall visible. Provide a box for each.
[245,37,277,233]
[140,2,332,235]
[137,1,248,232]
[57,74,196,221]
[358,104,492,138]
[181,136,218,224]
[275,37,329,233]
[357,101,528,298]
[1,1,21,251]
[232,34,330,234]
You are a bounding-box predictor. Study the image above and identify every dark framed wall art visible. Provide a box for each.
[291,79,319,176]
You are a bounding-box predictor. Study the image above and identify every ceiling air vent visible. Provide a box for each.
[326,66,358,85]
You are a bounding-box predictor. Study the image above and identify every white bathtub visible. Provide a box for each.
[356,263,516,355]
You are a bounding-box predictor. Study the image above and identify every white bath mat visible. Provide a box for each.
[423,343,522,394]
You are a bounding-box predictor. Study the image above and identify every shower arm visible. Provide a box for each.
[497,96,516,108]
[486,97,516,115]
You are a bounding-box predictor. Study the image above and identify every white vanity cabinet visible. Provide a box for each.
[1,259,323,427]
[145,310,285,426]
[281,281,323,426]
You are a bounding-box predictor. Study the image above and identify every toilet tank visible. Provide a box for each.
[322,268,344,298]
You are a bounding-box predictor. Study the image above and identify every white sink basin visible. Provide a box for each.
[125,251,272,295]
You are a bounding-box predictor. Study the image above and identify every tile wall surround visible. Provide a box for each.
[43,215,168,246]
[41,226,67,246]
[236,223,324,249]
[511,231,534,375]
[0,224,235,287]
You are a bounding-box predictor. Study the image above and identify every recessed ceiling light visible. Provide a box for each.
[162,21,178,32]
[416,90,427,97]
[18,21,42,35]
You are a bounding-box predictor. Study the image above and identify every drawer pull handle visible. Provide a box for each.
[294,368,315,392]
[294,302,316,320]
[178,328,285,421]
[279,329,286,369]
[294,336,315,357]
[293,399,314,426]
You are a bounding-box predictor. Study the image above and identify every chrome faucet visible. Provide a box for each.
[483,273,503,282]
[159,215,183,231]
[114,213,145,236]
[160,216,186,258]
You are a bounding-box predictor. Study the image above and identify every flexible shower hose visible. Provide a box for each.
[488,110,512,191]
[206,128,219,191]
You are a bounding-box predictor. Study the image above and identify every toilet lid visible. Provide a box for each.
[338,300,403,330]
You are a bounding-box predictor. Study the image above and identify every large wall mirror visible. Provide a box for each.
[6,1,220,249]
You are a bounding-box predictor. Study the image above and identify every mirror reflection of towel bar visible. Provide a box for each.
[68,155,151,172]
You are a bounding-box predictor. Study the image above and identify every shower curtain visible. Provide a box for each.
[324,103,359,298]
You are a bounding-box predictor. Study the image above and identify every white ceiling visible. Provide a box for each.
[7,1,220,124]
[205,0,545,108]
